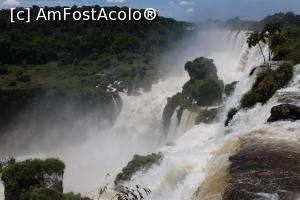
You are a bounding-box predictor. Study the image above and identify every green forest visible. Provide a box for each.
[0,5,300,200]
[0,6,189,93]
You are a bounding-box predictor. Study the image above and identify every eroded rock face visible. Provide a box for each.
[267,104,300,122]
[223,141,300,200]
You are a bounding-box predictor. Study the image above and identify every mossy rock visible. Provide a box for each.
[195,108,219,124]
[115,153,162,187]
[240,91,257,108]
[162,57,224,130]
[183,79,223,106]
[162,93,183,130]
[225,107,239,126]
[240,62,294,108]
[225,81,238,97]
[184,57,219,81]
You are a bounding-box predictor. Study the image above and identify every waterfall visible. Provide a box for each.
[0,30,286,199]
[121,31,281,200]
[176,109,198,135]
[167,107,179,141]
[0,182,3,200]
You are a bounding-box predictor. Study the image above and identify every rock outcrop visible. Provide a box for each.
[223,140,300,200]
[115,153,163,188]
[163,57,224,130]
[267,104,300,122]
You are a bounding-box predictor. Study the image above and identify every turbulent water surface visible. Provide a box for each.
[1,30,299,200]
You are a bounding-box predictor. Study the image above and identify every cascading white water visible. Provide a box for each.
[176,109,199,135]
[164,30,257,140]
[0,185,3,200]
[122,31,284,200]
[55,73,191,196]
[0,29,283,200]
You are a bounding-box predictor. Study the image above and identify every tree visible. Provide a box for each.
[262,22,282,61]
[247,32,266,63]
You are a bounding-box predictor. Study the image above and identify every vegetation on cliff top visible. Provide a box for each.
[0,6,189,132]
[115,153,162,186]
[225,62,293,126]
[225,15,300,126]
[252,13,300,64]
[162,57,224,130]
[0,6,188,93]
[241,62,294,108]
[1,158,64,199]
[0,158,91,200]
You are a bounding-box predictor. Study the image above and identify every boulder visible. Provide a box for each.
[184,57,219,82]
[267,104,300,122]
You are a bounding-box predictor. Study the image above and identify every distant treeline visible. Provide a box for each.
[0,6,188,66]
[196,12,300,31]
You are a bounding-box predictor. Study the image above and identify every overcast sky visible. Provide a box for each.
[1,0,300,21]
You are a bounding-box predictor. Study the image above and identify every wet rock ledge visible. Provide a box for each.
[223,140,300,200]
[267,104,300,122]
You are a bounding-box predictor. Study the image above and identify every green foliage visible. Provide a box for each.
[181,57,224,106]
[20,189,64,200]
[184,57,219,81]
[240,91,257,108]
[247,22,283,62]
[63,192,91,200]
[240,62,294,108]
[247,32,265,49]
[272,26,300,64]
[115,153,162,186]
[261,12,300,27]
[0,6,188,94]
[0,6,187,66]
[225,81,238,96]
[1,158,65,200]
[183,79,223,106]
[195,108,218,124]
[225,107,239,126]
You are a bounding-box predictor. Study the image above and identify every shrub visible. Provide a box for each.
[272,26,300,64]
[20,188,64,200]
[63,192,91,200]
[189,79,223,106]
[225,107,239,126]
[195,108,218,124]
[240,62,294,108]
[115,153,162,186]
[240,91,257,108]
[1,158,65,200]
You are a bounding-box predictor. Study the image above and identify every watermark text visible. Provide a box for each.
[10,7,157,23]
